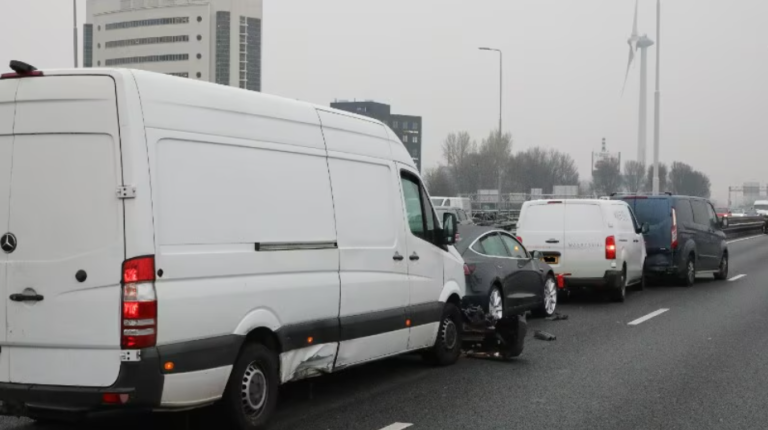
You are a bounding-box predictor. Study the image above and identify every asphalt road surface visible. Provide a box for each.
[2,234,767,430]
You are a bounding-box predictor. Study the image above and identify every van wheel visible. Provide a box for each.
[714,252,729,280]
[423,303,462,366]
[221,343,279,430]
[610,268,627,303]
[679,255,695,287]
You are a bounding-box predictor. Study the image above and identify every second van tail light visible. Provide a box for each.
[464,264,476,276]
[605,236,616,260]
[121,256,157,349]
[671,208,678,250]
[516,236,523,243]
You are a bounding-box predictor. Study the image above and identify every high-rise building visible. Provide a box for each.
[84,0,262,91]
[330,100,422,171]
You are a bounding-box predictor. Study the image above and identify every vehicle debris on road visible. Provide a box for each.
[545,313,569,321]
[534,330,557,341]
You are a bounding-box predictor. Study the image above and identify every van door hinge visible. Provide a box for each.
[116,186,136,199]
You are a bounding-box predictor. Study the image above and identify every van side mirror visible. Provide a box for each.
[442,213,458,246]
[641,222,650,234]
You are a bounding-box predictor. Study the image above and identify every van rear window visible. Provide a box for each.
[626,198,669,225]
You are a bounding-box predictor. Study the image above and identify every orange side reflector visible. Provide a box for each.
[406,319,412,327]
[307,336,314,344]
[163,361,175,371]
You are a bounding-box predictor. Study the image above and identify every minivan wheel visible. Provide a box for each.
[221,343,279,430]
[714,252,729,280]
[610,268,627,303]
[680,255,696,287]
[534,275,557,317]
[423,302,462,366]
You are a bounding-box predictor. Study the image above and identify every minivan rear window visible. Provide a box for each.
[625,198,670,225]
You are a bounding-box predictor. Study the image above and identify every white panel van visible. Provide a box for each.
[516,199,647,302]
[0,62,465,429]
[431,196,472,212]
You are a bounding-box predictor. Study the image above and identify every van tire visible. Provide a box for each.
[610,268,627,303]
[714,252,729,280]
[220,342,279,430]
[679,255,695,287]
[423,303,462,366]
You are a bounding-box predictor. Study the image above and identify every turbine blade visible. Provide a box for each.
[621,44,635,97]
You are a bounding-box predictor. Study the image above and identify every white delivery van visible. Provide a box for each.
[516,199,647,302]
[0,62,465,428]
[431,196,472,212]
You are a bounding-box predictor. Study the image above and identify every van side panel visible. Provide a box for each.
[562,202,609,278]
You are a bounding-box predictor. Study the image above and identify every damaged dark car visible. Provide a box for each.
[457,226,557,359]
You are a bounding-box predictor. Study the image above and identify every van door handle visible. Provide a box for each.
[10,293,44,302]
[633,239,639,243]
[619,239,628,242]
[409,253,420,261]
[545,239,559,244]
[393,252,404,261]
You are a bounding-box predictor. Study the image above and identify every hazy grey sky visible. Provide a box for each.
[2,0,766,203]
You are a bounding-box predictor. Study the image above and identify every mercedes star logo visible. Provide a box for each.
[1,233,17,254]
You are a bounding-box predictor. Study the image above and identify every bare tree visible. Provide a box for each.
[592,158,623,196]
[669,162,711,198]
[623,161,646,194]
[423,166,456,197]
[508,147,579,194]
[441,132,477,194]
[477,129,512,192]
[645,163,668,193]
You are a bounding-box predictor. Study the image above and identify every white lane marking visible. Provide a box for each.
[378,423,413,430]
[728,274,746,282]
[727,235,765,244]
[628,308,669,326]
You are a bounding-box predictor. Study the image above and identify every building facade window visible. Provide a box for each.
[105,53,189,66]
[237,17,261,91]
[215,11,231,85]
[105,17,189,30]
[393,121,399,128]
[167,72,189,78]
[83,24,93,68]
[413,136,419,143]
[105,35,189,49]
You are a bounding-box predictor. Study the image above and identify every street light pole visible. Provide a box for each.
[73,0,78,67]
[651,0,661,194]
[479,47,503,210]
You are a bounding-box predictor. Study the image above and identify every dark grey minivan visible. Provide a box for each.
[617,195,728,286]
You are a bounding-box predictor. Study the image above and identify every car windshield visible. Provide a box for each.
[755,204,768,210]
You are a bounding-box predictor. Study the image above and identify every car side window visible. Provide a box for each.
[478,233,510,257]
[500,233,528,258]
[691,200,710,226]
[457,210,468,221]
[706,203,719,226]
[675,199,695,225]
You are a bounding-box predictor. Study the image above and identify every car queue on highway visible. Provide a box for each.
[0,62,767,430]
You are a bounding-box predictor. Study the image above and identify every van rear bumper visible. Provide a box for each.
[562,270,623,290]
[0,348,163,418]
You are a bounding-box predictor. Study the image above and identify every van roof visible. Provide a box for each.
[8,67,416,168]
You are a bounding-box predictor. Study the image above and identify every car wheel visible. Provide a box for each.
[679,254,696,287]
[221,342,279,430]
[610,267,627,303]
[534,275,557,317]
[714,252,729,280]
[423,302,462,366]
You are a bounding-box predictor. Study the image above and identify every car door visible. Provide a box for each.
[499,232,543,310]
[705,202,726,262]
[398,167,446,350]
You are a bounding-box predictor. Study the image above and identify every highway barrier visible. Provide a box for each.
[724,216,767,238]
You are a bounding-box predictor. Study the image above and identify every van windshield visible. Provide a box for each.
[755,204,768,211]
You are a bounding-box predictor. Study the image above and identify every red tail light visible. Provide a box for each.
[516,236,523,243]
[671,208,678,249]
[605,236,616,260]
[0,71,43,79]
[556,274,565,288]
[464,264,476,275]
[121,256,157,349]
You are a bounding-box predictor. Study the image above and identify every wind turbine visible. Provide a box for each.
[622,0,654,167]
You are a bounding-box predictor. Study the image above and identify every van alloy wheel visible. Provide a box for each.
[241,363,268,417]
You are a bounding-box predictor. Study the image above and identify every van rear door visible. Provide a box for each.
[3,75,125,387]
[517,201,565,271]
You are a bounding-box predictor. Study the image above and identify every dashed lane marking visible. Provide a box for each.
[728,274,747,282]
[727,235,766,244]
[378,423,414,430]
[628,308,670,326]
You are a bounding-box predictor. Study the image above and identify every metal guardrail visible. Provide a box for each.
[724,215,767,237]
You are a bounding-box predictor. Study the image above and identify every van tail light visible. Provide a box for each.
[464,264,476,276]
[605,236,616,260]
[671,208,678,250]
[121,256,157,349]
[516,236,523,243]
[556,274,565,288]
